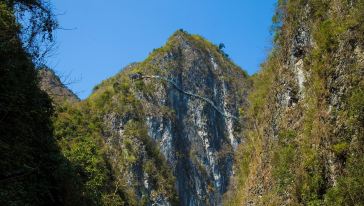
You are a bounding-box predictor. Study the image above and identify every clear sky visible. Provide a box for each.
[48,0,277,99]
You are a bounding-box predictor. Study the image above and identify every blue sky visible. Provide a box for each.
[48,0,277,99]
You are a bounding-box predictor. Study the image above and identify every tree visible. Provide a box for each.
[0,1,77,205]
[6,0,58,65]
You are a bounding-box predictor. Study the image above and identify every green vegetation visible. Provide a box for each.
[273,130,296,192]
[52,66,178,205]
[1,1,178,205]
[0,1,75,205]
[3,0,363,205]
[49,27,249,206]
[226,0,364,205]
[53,102,111,205]
[144,30,248,78]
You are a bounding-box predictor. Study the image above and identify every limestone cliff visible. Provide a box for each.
[53,30,250,205]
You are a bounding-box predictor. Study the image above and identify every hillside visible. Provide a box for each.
[225,0,364,205]
[52,30,250,205]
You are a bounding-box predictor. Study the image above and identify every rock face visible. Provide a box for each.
[38,68,80,103]
[137,32,249,205]
[92,30,250,205]
[225,1,364,205]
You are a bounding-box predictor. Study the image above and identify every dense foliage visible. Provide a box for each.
[51,56,179,205]
[0,1,72,205]
[225,0,364,205]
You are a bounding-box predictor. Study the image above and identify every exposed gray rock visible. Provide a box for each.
[138,33,249,205]
[102,31,250,205]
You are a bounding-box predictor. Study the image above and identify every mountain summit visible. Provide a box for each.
[52,30,250,205]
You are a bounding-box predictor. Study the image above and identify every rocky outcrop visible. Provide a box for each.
[38,68,80,103]
[94,30,250,205]
[140,34,248,205]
